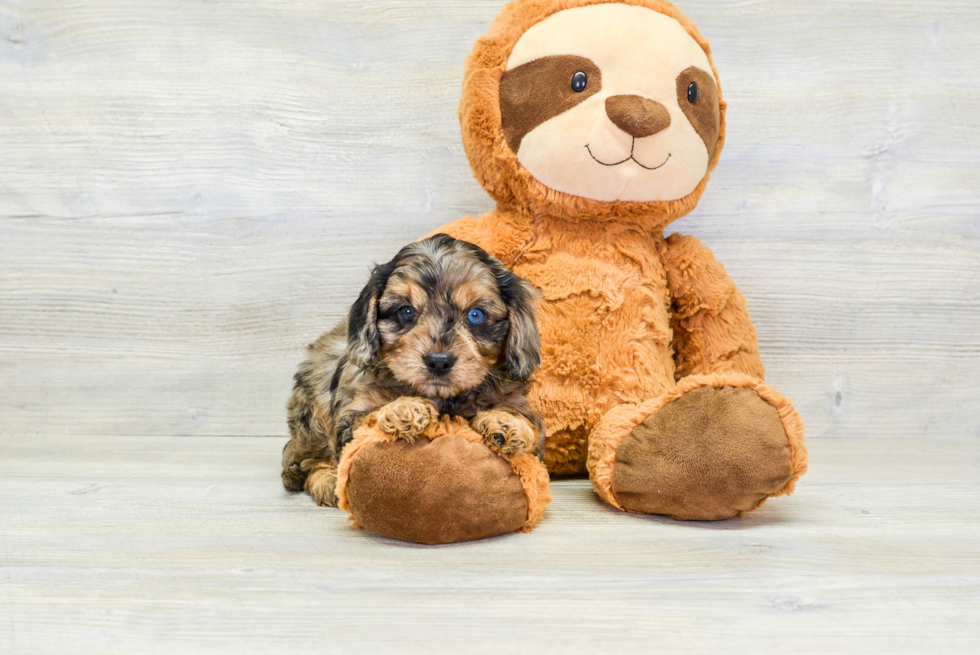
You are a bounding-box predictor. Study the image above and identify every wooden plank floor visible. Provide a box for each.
[1,436,977,654]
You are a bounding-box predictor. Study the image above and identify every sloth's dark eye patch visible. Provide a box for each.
[675,66,720,158]
[499,55,602,154]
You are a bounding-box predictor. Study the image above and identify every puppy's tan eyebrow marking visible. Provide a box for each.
[378,294,412,313]
[500,54,602,154]
[450,278,507,319]
[385,276,428,309]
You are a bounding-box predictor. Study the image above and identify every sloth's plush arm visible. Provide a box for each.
[428,211,534,267]
[663,233,766,381]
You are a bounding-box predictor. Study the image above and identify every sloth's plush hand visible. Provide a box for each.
[373,397,439,442]
[472,410,537,457]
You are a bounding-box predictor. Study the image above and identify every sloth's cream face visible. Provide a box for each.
[500,4,720,203]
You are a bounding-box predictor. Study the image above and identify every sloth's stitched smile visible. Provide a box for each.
[585,143,671,171]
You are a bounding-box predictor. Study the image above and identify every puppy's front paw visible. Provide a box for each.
[375,397,438,442]
[306,463,338,507]
[472,410,537,457]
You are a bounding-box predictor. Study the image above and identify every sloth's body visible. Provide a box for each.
[426,0,808,518]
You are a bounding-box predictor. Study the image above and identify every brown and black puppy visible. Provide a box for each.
[282,234,544,507]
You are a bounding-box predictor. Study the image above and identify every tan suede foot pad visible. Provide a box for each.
[337,420,545,544]
[612,386,795,521]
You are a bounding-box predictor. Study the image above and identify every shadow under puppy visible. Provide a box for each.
[282,233,544,507]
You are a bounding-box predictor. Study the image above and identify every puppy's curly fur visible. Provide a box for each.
[282,234,544,506]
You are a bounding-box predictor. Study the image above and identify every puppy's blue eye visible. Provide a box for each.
[466,308,486,326]
[397,306,416,323]
[571,71,588,93]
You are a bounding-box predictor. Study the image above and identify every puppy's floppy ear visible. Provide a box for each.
[347,261,395,369]
[502,272,541,383]
[476,257,541,383]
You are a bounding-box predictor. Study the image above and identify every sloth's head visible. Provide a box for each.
[460,0,725,226]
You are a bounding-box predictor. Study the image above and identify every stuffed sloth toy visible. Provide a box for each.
[333,0,807,544]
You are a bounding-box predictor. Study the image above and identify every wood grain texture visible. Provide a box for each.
[1,435,978,654]
[1,0,979,438]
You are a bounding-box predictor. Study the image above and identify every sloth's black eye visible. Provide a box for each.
[571,71,588,93]
[687,81,699,104]
[397,306,416,323]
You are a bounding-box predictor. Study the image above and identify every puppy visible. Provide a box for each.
[282,234,544,507]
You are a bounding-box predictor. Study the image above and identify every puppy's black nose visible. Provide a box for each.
[423,352,456,376]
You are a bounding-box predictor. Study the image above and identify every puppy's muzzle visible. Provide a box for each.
[423,352,456,376]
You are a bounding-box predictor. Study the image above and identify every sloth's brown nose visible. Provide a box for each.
[605,95,672,139]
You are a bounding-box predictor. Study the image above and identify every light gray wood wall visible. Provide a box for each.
[2,0,978,439]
